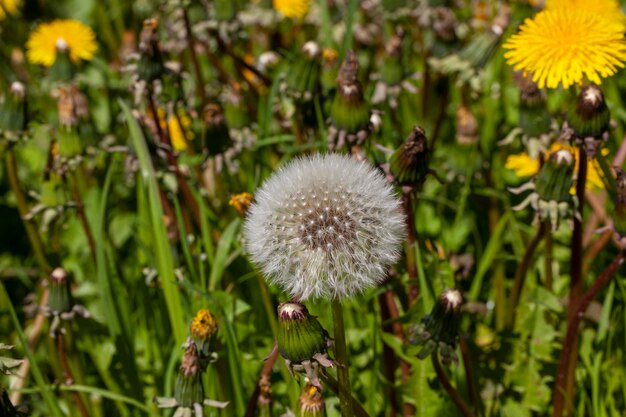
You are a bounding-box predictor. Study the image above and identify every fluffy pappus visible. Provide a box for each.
[245,153,406,300]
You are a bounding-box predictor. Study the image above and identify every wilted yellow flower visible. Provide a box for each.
[273,0,311,19]
[27,19,97,67]
[0,0,19,20]
[190,309,218,341]
[229,192,253,216]
[545,0,626,30]
[503,9,626,89]
[505,143,606,189]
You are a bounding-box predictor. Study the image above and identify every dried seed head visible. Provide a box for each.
[390,126,431,186]
[245,154,405,300]
[175,342,203,407]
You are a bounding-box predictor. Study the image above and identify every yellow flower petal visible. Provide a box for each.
[503,9,626,89]
[26,19,97,67]
[273,0,311,19]
[0,0,19,20]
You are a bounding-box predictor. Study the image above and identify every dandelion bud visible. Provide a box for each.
[535,149,574,204]
[202,103,231,155]
[277,302,333,389]
[190,309,218,360]
[229,192,254,216]
[174,343,204,408]
[48,267,72,314]
[297,382,326,417]
[222,86,250,130]
[380,28,405,86]
[285,42,322,102]
[566,84,610,157]
[456,106,478,145]
[390,126,431,186]
[411,289,463,366]
[514,72,550,137]
[0,81,27,135]
[328,51,370,149]
[245,153,405,300]
[138,18,165,82]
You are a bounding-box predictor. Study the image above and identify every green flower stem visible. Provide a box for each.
[506,221,547,328]
[431,352,475,417]
[331,299,354,417]
[552,148,588,417]
[320,371,370,417]
[5,148,51,272]
[403,194,419,305]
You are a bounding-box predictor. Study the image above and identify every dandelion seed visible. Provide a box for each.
[245,153,405,300]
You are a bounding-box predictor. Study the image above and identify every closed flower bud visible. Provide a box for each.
[535,149,574,203]
[285,42,322,102]
[566,84,610,157]
[0,81,27,135]
[277,302,329,364]
[390,126,430,186]
[380,29,405,86]
[138,18,165,82]
[297,382,326,417]
[411,289,463,366]
[568,84,610,139]
[514,72,550,137]
[328,51,370,149]
[175,342,204,408]
[48,267,72,314]
[202,103,231,155]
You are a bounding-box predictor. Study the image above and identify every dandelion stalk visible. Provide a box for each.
[5,147,51,272]
[331,300,354,417]
[431,352,475,417]
[320,371,370,417]
[553,250,625,417]
[55,329,90,417]
[552,147,587,417]
[506,220,547,328]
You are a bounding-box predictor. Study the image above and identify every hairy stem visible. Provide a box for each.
[331,300,354,417]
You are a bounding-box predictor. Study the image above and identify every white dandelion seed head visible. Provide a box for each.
[245,153,406,301]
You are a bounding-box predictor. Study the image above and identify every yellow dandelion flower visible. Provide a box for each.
[505,143,607,189]
[229,192,253,216]
[27,19,97,67]
[0,0,19,20]
[273,0,311,19]
[190,309,218,341]
[167,111,194,152]
[503,10,626,89]
[545,0,626,30]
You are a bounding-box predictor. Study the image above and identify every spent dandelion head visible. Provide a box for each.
[503,9,626,89]
[26,19,97,67]
[244,153,405,301]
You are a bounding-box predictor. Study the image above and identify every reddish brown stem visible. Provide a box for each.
[403,194,419,305]
[431,353,475,417]
[181,8,206,106]
[56,331,90,417]
[69,174,97,262]
[244,342,279,417]
[460,336,479,414]
[552,251,625,416]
